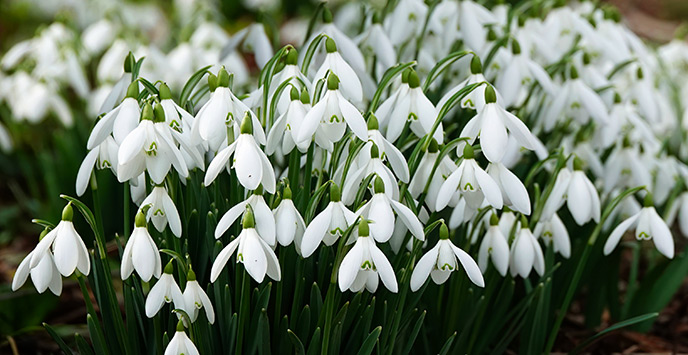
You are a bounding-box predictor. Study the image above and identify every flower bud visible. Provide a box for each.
[61,203,74,221]
[124,52,135,73]
[322,7,333,24]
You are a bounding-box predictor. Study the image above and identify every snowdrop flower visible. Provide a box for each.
[81,19,116,56]
[667,192,688,237]
[205,113,276,192]
[543,66,609,132]
[356,13,396,70]
[30,204,90,278]
[298,73,368,148]
[385,0,427,47]
[436,144,503,211]
[437,56,493,112]
[301,184,357,257]
[408,139,460,212]
[341,143,401,205]
[87,81,141,149]
[210,206,281,283]
[533,212,571,258]
[191,67,265,152]
[215,186,276,247]
[139,186,182,238]
[76,136,119,196]
[338,219,398,293]
[273,186,306,248]
[312,38,363,104]
[182,268,215,324]
[478,214,510,276]
[542,162,601,226]
[375,72,409,132]
[158,83,205,170]
[628,67,660,124]
[486,162,531,214]
[266,87,309,155]
[145,262,184,318]
[603,195,674,259]
[12,229,63,296]
[164,321,200,355]
[271,49,311,106]
[361,114,410,183]
[603,142,652,194]
[509,218,545,278]
[117,103,189,184]
[381,69,443,143]
[461,85,540,163]
[355,177,424,243]
[495,41,556,107]
[411,223,485,291]
[121,212,163,282]
[223,23,273,69]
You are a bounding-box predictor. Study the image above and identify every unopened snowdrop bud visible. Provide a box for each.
[210,205,281,283]
[410,222,484,291]
[478,214,510,276]
[28,203,90,278]
[301,183,357,256]
[164,321,200,355]
[603,193,674,258]
[145,261,184,318]
[338,219,398,293]
[123,52,135,74]
[121,211,162,282]
[182,267,215,324]
[273,185,306,248]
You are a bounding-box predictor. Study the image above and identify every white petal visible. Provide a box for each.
[76,148,99,196]
[450,243,485,287]
[369,241,397,293]
[410,245,439,291]
[649,209,674,258]
[301,205,333,257]
[204,142,237,186]
[603,214,639,255]
[390,199,424,241]
[210,237,241,282]
[215,201,248,239]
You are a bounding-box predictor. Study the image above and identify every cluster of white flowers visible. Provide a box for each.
[8,0,688,352]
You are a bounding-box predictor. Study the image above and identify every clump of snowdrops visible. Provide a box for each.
[6,0,688,353]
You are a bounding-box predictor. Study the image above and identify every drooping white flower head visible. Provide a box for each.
[87,81,141,149]
[311,37,363,104]
[478,214,510,276]
[486,162,531,215]
[338,220,398,293]
[266,87,310,156]
[341,142,401,205]
[541,162,601,226]
[461,85,541,163]
[355,177,424,244]
[191,67,265,152]
[509,218,545,278]
[223,23,273,69]
[270,48,311,114]
[30,204,90,278]
[204,113,276,193]
[533,212,571,259]
[12,230,63,296]
[139,185,182,238]
[76,136,119,196]
[158,83,205,171]
[214,187,276,247]
[604,196,674,259]
[164,321,200,355]
[273,186,306,248]
[603,142,652,195]
[145,262,184,318]
[356,14,396,71]
[411,223,485,291]
[495,40,556,107]
[436,144,503,211]
[361,114,410,184]
[117,103,189,184]
[210,206,281,283]
[301,184,357,257]
[380,69,443,144]
[121,212,163,282]
[298,73,368,149]
[408,139,460,212]
[437,56,496,112]
[182,269,215,324]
